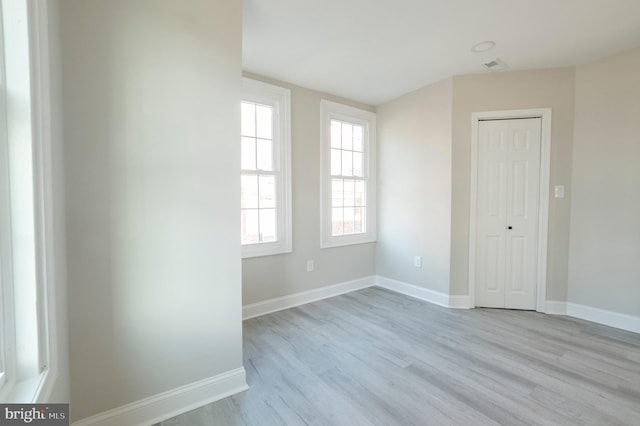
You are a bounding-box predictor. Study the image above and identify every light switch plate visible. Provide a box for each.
[554,185,565,198]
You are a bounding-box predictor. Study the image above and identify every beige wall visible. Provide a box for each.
[568,47,640,316]
[450,68,576,300]
[61,0,243,421]
[376,79,453,293]
[242,73,376,305]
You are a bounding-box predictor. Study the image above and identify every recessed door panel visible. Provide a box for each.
[487,162,504,217]
[485,236,502,292]
[488,130,504,152]
[508,236,526,292]
[511,160,528,218]
[513,129,530,151]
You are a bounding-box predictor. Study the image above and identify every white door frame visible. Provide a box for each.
[468,108,551,312]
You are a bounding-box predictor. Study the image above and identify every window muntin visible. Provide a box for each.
[321,100,376,248]
[241,79,291,258]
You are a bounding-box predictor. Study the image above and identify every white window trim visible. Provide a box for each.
[0,0,59,403]
[0,0,12,393]
[241,78,292,258]
[320,100,376,248]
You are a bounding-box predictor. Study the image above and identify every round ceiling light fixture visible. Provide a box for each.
[471,40,496,53]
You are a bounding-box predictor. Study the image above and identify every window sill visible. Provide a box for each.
[242,243,292,259]
[0,369,55,403]
[321,235,376,249]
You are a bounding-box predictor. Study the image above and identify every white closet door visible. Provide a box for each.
[476,118,541,309]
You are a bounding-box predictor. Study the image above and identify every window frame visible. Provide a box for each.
[241,78,292,258]
[0,1,11,389]
[0,0,58,403]
[320,100,376,248]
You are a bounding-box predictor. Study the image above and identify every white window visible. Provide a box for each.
[320,100,376,248]
[0,0,57,402]
[241,78,292,258]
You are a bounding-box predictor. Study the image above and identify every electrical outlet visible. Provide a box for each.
[307,260,314,272]
[414,256,422,268]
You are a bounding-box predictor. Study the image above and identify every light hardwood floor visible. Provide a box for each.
[161,287,640,425]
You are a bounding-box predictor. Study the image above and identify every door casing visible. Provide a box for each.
[468,108,551,312]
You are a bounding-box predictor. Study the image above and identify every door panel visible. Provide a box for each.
[476,121,507,308]
[476,118,541,309]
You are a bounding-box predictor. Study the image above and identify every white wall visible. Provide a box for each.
[568,47,640,316]
[61,0,243,421]
[376,78,453,294]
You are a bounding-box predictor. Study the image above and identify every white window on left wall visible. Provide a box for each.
[241,78,292,258]
[1,0,58,402]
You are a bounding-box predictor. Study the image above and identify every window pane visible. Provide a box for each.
[354,207,364,233]
[353,152,363,177]
[332,179,343,207]
[241,175,258,208]
[241,209,259,244]
[259,209,276,242]
[332,207,344,236]
[330,120,341,148]
[353,125,363,140]
[343,207,355,234]
[241,137,256,170]
[344,179,355,207]
[241,102,256,137]
[256,139,273,171]
[353,126,364,152]
[353,137,363,153]
[331,149,341,176]
[256,104,272,139]
[259,175,276,208]
[342,150,353,176]
[355,180,365,206]
[341,123,353,150]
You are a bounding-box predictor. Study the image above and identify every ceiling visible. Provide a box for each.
[243,0,640,105]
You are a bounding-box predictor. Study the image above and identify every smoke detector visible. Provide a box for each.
[482,58,508,71]
[471,41,496,53]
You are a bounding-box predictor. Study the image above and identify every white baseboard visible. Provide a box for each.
[72,367,248,426]
[546,300,639,334]
[448,294,471,309]
[566,302,640,334]
[243,276,376,320]
[375,276,451,308]
[244,275,638,334]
